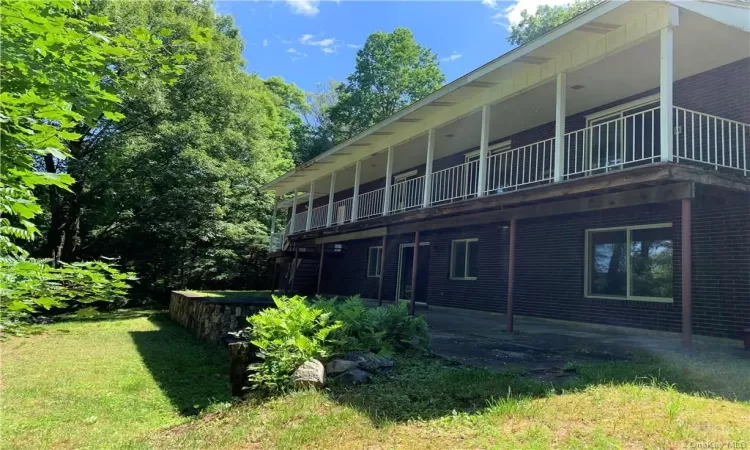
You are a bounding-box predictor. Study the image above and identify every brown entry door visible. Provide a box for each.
[398,244,430,303]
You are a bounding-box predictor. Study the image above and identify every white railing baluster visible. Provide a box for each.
[671,106,749,176]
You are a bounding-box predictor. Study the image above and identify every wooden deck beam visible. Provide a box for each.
[389,182,695,235]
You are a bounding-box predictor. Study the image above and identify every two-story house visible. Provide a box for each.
[264,0,750,350]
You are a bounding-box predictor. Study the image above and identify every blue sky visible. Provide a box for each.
[215,0,561,92]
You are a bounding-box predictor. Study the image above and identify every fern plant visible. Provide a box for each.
[246,295,341,392]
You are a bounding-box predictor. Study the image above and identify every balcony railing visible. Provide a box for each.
[487,137,555,194]
[564,106,660,178]
[332,197,353,225]
[431,159,479,204]
[281,106,749,239]
[674,106,748,175]
[358,187,385,220]
[389,175,424,213]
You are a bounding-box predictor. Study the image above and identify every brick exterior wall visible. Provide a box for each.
[286,58,750,338]
[692,186,750,337]
[315,185,749,338]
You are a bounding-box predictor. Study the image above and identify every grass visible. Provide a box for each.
[0,310,230,449]
[2,310,749,449]
[182,290,272,300]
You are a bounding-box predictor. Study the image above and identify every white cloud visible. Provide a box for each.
[483,0,571,29]
[300,34,336,47]
[287,48,307,58]
[299,33,340,54]
[285,0,319,16]
[262,38,269,47]
[441,51,462,63]
[346,43,361,49]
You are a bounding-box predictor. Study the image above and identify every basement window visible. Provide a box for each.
[585,224,673,302]
[450,238,479,280]
[367,246,383,278]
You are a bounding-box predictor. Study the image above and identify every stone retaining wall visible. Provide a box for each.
[169,291,273,344]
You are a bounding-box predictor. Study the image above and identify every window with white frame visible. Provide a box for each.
[450,238,479,280]
[367,246,383,277]
[585,224,673,302]
[585,95,660,172]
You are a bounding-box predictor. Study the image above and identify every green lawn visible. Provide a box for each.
[182,290,272,300]
[2,311,749,449]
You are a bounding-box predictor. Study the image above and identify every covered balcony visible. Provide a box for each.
[266,2,750,252]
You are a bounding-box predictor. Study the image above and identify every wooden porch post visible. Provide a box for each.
[270,260,278,294]
[507,218,517,333]
[681,198,692,351]
[377,234,387,306]
[289,248,299,294]
[409,231,420,316]
[316,244,325,295]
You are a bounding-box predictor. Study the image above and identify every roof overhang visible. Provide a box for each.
[264,0,750,197]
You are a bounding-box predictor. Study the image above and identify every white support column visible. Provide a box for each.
[477,105,490,196]
[383,146,394,215]
[660,19,677,162]
[270,200,278,234]
[554,72,567,182]
[290,192,298,233]
[305,181,314,231]
[423,129,435,208]
[351,160,362,222]
[326,171,336,227]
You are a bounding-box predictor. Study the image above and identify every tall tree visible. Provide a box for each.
[508,0,602,46]
[73,1,301,297]
[294,80,340,163]
[328,28,444,142]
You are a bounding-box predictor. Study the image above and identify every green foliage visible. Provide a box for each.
[32,1,302,296]
[0,257,137,329]
[244,295,430,392]
[315,296,430,356]
[0,0,188,257]
[327,27,444,143]
[246,296,341,392]
[508,0,602,46]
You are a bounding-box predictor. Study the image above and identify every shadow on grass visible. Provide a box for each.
[129,314,231,416]
[322,351,747,426]
[54,308,165,324]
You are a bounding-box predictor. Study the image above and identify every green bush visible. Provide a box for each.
[315,296,430,356]
[0,257,137,331]
[244,295,430,392]
[245,295,341,392]
[245,296,429,392]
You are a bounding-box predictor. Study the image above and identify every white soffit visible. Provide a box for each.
[264,0,747,196]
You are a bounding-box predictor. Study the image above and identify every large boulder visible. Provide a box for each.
[325,359,358,376]
[345,351,394,373]
[292,359,325,389]
[336,368,372,385]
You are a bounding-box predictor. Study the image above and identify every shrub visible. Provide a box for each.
[244,295,430,392]
[315,296,430,356]
[245,295,341,392]
[0,257,137,332]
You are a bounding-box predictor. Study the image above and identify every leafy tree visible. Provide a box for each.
[508,0,602,46]
[0,0,149,324]
[294,80,340,163]
[69,1,301,297]
[327,28,444,142]
[31,0,203,265]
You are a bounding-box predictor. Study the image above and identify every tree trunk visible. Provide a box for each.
[62,181,83,261]
[42,154,65,266]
